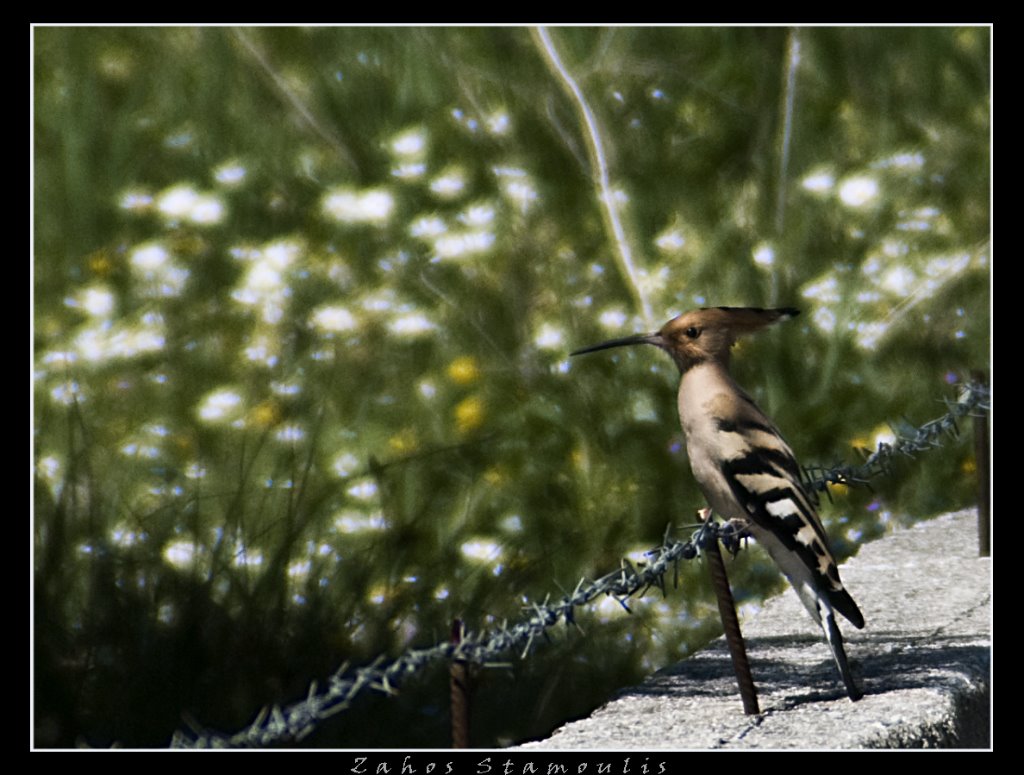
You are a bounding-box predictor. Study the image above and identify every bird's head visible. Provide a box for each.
[571,306,799,373]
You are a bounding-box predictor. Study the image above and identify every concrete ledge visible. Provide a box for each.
[516,508,991,750]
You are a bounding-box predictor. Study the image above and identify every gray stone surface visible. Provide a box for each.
[516,508,991,750]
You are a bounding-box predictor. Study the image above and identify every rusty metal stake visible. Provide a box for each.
[700,510,760,715]
[972,371,990,558]
[450,619,470,748]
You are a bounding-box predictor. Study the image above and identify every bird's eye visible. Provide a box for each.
[685,326,701,339]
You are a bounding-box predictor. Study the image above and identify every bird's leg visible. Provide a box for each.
[693,507,718,552]
[718,518,752,557]
[693,509,750,557]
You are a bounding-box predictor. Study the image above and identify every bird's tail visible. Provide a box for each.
[822,611,863,701]
[829,586,865,630]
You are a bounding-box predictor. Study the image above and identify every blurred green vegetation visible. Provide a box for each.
[33,26,989,748]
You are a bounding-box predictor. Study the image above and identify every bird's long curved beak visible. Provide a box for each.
[570,332,664,356]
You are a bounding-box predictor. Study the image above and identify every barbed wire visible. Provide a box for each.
[803,381,990,494]
[171,380,989,748]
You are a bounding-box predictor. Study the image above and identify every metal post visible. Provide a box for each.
[972,371,990,557]
[701,511,761,715]
[450,619,470,748]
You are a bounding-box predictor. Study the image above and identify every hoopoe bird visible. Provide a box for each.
[572,306,865,701]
